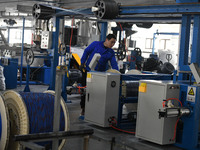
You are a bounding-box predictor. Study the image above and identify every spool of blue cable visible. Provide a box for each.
[2,90,70,150]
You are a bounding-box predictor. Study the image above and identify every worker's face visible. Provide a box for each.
[105,38,116,48]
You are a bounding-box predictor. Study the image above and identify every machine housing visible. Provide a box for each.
[85,72,120,127]
[136,80,180,145]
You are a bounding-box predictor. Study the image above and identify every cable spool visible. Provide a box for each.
[94,0,119,19]
[32,4,55,20]
[2,90,69,150]
[0,95,9,150]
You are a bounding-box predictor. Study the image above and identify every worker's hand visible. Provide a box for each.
[79,63,85,71]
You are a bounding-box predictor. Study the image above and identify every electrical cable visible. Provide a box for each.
[118,22,127,52]
[30,65,45,81]
[69,17,74,53]
[172,117,180,141]
[162,98,183,108]
[109,125,135,134]
[47,19,49,31]
[109,118,135,134]
[97,22,101,34]
[161,98,182,141]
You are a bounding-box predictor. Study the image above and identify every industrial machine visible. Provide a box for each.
[82,0,200,149]
[136,80,181,144]
[84,71,172,128]
[85,72,120,127]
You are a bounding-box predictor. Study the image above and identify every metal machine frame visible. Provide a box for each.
[117,73,172,129]
[31,1,200,149]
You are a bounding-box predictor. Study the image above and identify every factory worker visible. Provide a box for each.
[79,34,119,116]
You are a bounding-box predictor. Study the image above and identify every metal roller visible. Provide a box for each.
[2,90,69,150]
[93,0,119,19]
[32,4,55,19]
[122,81,139,97]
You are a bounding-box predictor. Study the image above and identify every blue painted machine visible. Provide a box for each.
[87,0,200,149]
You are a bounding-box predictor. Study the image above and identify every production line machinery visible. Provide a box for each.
[84,66,200,150]
[84,71,172,128]
[17,0,200,149]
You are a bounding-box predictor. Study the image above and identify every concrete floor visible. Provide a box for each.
[5,85,184,150]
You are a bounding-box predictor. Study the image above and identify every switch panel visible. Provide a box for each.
[41,31,52,49]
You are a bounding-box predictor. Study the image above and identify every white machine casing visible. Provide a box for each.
[85,72,120,127]
[136,80,180,145]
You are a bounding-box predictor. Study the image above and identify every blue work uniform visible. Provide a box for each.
[81,41,119,71]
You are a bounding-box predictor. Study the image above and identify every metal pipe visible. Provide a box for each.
[166,109,179,118]
[52,66,66,149]
[20,17,25,86]
[152,30,179,54]
[14,129,94,141]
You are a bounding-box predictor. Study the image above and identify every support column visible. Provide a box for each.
[49,16,60,90]
[100,22,108,41]
[20,17,25,86]
[191,15,200,65]
[178,14,191,80]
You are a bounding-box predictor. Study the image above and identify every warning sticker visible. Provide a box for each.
[188,88,195,96]
[187,86,196,102]
[87,73,92,82]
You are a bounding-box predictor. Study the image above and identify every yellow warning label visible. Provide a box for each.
[87,73,92,78]
[188,88,195,96]
[139,83,147,93]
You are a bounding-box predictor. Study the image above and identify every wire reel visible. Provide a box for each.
[94,0,119,19]
[32,4,55,19]
[117,44,126,60]
[25,49,34,65]
[59,43,67,56]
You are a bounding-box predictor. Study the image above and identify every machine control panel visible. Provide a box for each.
[41,31,52,49]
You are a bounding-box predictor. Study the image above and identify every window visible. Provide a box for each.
[145,38,153,49]
[159,39,170,50]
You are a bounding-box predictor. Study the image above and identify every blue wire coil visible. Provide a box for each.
[18,92,66,148]
[2,90,69,149]
[19,92,65,134]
